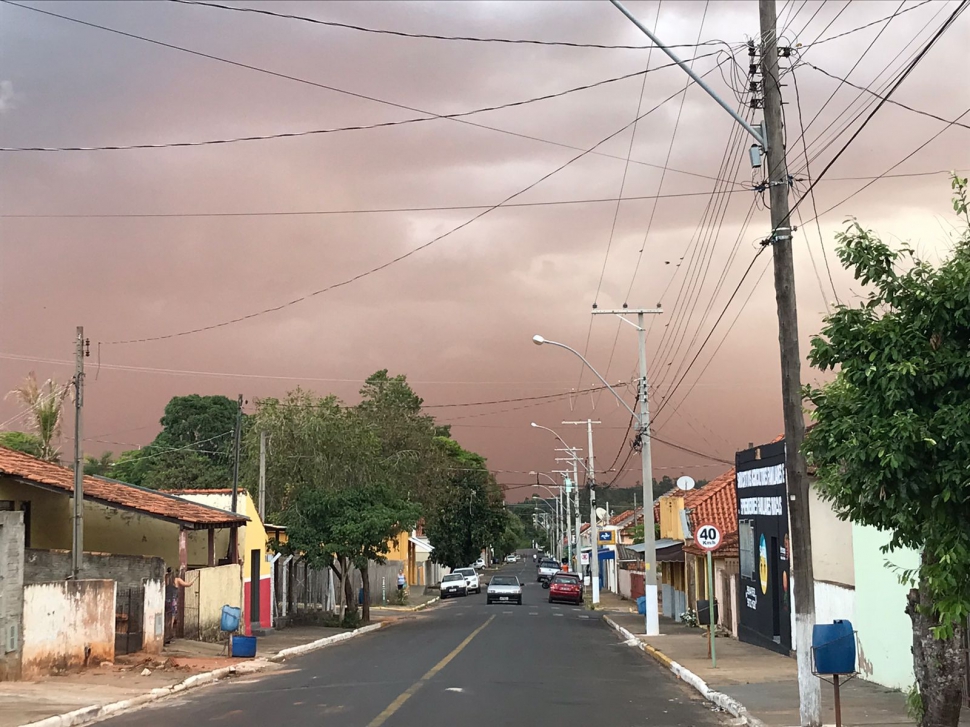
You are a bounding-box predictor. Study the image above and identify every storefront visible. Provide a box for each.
[736,440,792,655]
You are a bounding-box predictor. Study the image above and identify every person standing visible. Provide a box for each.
[397,570,406,591]
[164,567,196,644]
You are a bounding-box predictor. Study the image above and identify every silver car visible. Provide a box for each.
[486,575,523,605]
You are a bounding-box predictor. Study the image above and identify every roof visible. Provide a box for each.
[0,446,248,529]
[683,468,737,539]
[684,530,739,558]
[409,535,434,552]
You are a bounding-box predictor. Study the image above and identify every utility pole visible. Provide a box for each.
[564,420,601,604]
[258,430,267,520]
[71,326,89,580]
[591,307,662,634]
[557,447,584,574]
[229,394,243,563]
[759,1,821,722]
[608,1,820,722]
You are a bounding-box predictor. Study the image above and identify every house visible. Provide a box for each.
[169,490,274,636]
[657,468,737,629]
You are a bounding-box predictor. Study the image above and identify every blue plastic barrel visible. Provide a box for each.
[812,620,855,674]
[636,596,646,615]
[231,635,257,658]
[220,605,241,633]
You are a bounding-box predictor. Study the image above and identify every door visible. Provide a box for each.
[250,549,261,628]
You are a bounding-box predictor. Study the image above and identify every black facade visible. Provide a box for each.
[736,440,791,655]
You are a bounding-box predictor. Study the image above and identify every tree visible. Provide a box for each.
[6,372,69,462]
[112,394,238,489]
[425,437,507,568]
[0,431,44,458]
[493,511,526,558]
[803,176,970,727]
[284,480,419,623]
[84,451,114,476]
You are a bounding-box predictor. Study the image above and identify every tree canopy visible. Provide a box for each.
[803,176,970,727]
[0,431,44,458]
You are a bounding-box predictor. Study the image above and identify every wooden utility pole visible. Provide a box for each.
[71,326,88,580]
[759,1,821,723]
[229,394,243,563]
[258,430,267,520]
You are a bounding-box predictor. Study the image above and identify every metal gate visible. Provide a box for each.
[115,587,145,656]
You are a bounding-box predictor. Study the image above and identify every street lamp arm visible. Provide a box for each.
[530,422,590,472]
[533,336,637,419]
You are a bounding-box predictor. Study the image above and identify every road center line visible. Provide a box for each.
[366,616,494,727]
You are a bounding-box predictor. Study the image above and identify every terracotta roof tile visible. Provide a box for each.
[0,447,247,528]
[684,468,737,540]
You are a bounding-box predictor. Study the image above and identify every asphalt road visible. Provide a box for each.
[103,559,725,726]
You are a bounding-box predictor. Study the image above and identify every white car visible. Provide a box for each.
[472,558,486,569]
[454,567,481,594]
[440,573,468,599]
[504,554,517,563]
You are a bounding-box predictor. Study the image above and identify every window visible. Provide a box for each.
[0,501,13,511]
[739,520,756,580]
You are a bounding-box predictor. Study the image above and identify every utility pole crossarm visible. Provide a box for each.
[609,0,766,148]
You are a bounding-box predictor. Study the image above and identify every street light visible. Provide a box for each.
[531,496,555,555]
[531,423,585,575]
[530,473,564,563]
[534,332,661,635]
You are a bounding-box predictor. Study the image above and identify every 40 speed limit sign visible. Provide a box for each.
[695,523,722,552]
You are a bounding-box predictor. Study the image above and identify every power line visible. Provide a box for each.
[804,0,937,46]
[171,0,734,51]
[802,61,970,131]
[101,53,732,345]
[2,170,958,219]
[0,0,739,188]
[0,58,717,153]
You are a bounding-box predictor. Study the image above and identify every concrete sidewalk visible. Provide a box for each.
[597,592,970,726]
[0,622,390,727]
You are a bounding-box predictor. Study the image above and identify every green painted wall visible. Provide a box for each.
[852,523,918,690]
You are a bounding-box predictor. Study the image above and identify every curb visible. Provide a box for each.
[19,623,384,727]
[373,597,440,613]
[603,616,766,727]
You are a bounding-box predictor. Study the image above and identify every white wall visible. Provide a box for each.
[143,578,165,654]
[618,568,632,600]
[809,486,855,587]
[22,580,115,678]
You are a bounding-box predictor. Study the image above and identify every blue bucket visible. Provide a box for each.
[231,635,257,658]
[636,596,646,615]
[220,605,241,633]
[812,620,855,675]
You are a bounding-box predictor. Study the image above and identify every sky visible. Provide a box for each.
[1,0,968,502]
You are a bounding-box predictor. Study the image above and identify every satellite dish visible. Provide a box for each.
[676,475,696,491]
[595,507,607,522]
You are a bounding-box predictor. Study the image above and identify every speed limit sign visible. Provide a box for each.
[696,523,722,552]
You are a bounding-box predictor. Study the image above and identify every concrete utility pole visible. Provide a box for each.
[258,430,267,520]
[564,420,601,604]
[608,1,820,722]
[71,326,88,580]
[759,1,820,721]
[592,307,662,635]
[557,447,585,574]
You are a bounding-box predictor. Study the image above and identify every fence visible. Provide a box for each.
[275,557,334,624]
[183,564,242,642]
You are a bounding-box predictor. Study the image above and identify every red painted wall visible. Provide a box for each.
[242,577,272,634]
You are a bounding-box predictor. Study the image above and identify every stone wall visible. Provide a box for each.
[24,548,164,592]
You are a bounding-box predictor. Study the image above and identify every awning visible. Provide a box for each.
[409,536,434,552]
[626,539,684,563]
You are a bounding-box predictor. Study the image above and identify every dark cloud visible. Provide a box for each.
[0,1,968,497]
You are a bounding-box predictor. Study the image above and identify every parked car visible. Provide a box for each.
[548,573,583,605]
[455,567,481,594]
[537,559,561,584]
[486,575,523,605]
[472,558,486,569]
[504,554,517,563]
[440,573,468,599]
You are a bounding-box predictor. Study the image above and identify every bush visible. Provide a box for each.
[341,609,362,629]
[680,608,699,628]
[391,588,409,606]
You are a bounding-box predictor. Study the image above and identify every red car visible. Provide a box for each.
[548,573,583,605]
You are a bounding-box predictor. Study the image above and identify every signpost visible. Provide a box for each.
[696,523,722,668]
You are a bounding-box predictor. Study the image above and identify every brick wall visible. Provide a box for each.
[0,511,25,680]
[24,548,164,592]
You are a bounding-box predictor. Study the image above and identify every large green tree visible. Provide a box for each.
[113,394,238,489]
[425,437,508,568]
[803,177,970,727]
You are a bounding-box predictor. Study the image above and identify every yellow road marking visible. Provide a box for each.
[365,616,494,727]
